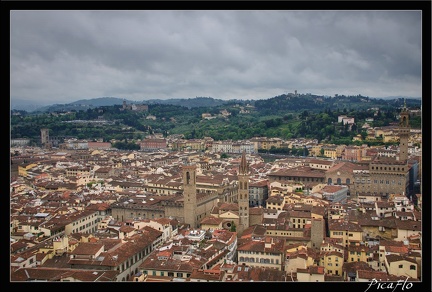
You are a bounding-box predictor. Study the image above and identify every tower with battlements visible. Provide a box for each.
[237,151,250,235]
[182,164,198,229]
[40,128,50,148]
[398,99,410,162]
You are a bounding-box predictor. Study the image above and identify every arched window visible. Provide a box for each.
[328,178,333,185]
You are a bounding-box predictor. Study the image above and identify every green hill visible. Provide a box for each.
[11,93,421,148]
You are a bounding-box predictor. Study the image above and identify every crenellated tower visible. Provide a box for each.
[182,163,198,229]
[398,99,410,162]
[237,151,250,235]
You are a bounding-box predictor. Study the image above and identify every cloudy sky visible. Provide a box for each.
[10,10,422,106]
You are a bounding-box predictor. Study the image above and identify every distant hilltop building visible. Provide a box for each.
[338,115,355,125]
[122,100,148,112]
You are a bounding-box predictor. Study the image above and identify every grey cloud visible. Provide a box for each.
[10,10,422,105]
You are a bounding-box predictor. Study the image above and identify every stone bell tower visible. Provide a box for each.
[237,151,250,235]
[182,163,198,229]
[398,99,410,162]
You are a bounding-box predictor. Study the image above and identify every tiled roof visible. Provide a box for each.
[235,265,286,282]
[297,265,324,275]
[200,216,224,225]
[326,161,358,173]
[70,242,104,256]
[328,221,364,232]
[381,256,418,272]
[249,207,264,215]
[11,267,119,282]
[394,219,421,231]
[342,261,374,273]
[385,245,409,254]
[268,166,326,178]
